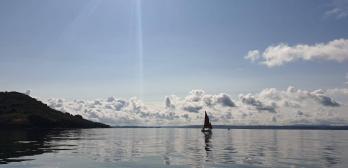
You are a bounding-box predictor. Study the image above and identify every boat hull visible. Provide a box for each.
[201,128,212,133]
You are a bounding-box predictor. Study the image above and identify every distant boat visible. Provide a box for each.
[201,111,212,133]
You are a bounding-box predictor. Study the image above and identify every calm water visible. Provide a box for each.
[1,128,348,168]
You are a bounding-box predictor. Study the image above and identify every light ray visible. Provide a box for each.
[136,0,144,99]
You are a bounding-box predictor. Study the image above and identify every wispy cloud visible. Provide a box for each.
[40,86,347,126]
[325,0,348,19]
[245,39,348,67]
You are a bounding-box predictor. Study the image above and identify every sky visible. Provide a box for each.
[1,0,348,125]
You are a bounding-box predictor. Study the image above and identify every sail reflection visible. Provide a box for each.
[203,132,212,152]
[203,131,214,163]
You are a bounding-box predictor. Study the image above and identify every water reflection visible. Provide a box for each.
[0,129,76,164]
[203,132,214,163]
[1,128,347,167]
[203,132,212,152]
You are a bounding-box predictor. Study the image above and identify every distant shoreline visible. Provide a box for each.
[112,125,348,130]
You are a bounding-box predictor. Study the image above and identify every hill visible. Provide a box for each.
[0,92,109,128]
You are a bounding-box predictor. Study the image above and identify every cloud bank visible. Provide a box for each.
[41,86,348,126]
[245,39,348,67]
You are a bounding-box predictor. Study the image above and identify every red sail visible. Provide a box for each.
[203,111,212,129]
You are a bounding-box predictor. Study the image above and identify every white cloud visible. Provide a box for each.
[245,50,261,62]
[327,88,348,95]
[238,93,276,113]
[41,86,348,126]
[245,39,348,67]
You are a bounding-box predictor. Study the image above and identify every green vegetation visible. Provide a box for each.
[0,92,109,128]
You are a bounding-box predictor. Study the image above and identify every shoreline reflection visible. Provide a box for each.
[0,129,77,164]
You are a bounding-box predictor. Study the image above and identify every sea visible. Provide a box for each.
[1,128,348,168]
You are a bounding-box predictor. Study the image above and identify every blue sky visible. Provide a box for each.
[1,0,348,101]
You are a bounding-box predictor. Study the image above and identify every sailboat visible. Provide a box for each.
[201,111,212,133]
